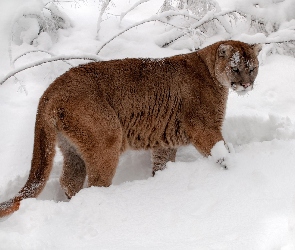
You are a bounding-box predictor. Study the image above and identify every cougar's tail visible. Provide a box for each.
[0,108,56,218]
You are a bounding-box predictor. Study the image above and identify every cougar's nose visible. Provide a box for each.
[241,82,251,88]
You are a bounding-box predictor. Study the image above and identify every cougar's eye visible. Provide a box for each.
[232,67,239,73]
[249,68,255,74]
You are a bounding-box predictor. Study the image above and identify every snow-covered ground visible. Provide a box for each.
[1,0,295,249]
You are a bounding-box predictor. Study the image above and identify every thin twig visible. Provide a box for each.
[13,50,73,67]
[161,34,186,48]
[264,39,295,45]
[96,17,160,55]
[97,0,111,35]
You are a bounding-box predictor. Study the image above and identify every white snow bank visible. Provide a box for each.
[1,140,295,249]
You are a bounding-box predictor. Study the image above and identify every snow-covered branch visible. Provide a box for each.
[96,9,237,55]
[12,50,74,67]
[96,16,163,55]
[265,40,295,45]
[0,55,101,85]
[97,0,112,36]
[120,0,151,22]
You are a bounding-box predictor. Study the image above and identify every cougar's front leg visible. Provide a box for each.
[151,147,177,176]
[190,127,229,167]
[184,113,229,166]
[190,127,224,157]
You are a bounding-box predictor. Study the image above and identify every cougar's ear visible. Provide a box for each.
[218,44,233,58]
[251,43,262,56]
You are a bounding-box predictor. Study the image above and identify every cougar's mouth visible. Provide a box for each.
[231,82,253,93]
[230,82,253,91]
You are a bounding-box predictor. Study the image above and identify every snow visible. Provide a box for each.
[230,51,240,67]
[0,0,295,249]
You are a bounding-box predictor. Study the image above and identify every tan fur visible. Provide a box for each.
[0,40,261,217]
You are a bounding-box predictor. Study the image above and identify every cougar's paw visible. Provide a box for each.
[210,141,229,169]
[216,157,226,166]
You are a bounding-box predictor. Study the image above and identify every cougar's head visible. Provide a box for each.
[214,42,262,94]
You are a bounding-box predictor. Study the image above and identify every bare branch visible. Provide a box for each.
[0,55,101,85]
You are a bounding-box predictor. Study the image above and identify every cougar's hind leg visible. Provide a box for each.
[152,147,177,176]
[81,129,122,188]
[58,134,86,198]
[56,100,123,189]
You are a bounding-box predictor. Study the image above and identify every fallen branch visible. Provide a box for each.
[0,55,101,85]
